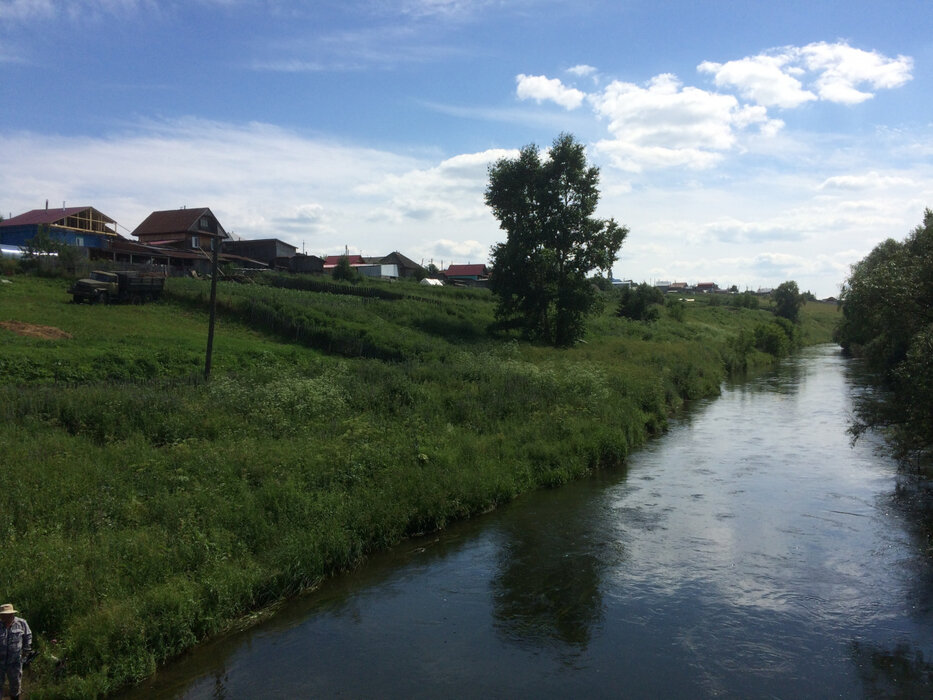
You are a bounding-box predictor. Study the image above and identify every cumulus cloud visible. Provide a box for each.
[698,52,816,108]
[588,73,782,171]
[512,40,911,174]
[567,64,597,77]
[801,42,913,103]
[516,73,586,110]
[699,42,912,107]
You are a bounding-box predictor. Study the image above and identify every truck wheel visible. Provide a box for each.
[96,291,108,305]
[72,295,83,304]
[132,294,143,305]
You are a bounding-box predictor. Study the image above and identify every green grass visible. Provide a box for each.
[0,273,832,697]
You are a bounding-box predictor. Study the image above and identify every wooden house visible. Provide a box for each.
[132,208,229,253]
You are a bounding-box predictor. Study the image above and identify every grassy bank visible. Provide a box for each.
[0,273,836,697]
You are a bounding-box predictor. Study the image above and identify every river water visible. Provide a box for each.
[121,345,933,698]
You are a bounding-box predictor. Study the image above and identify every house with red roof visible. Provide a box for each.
[323,254,366,270]
[443,263,488,283]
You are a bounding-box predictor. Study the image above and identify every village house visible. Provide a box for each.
[133,207,228,251]
[222,238,297,265]
[368,252,425,279]
[0,205,118,250]
[131,207,233,275]
[283,254,325,274]
[443,263,488,286]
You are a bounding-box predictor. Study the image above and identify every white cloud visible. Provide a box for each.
[801,42,913,104]
[699,216,807,244]
[567,64,596,77]
[357,148,513,225]
[698,53,816,108]
[589,73,781,171]
[515,73,586,110]
[699,42,912,108]
[818,171,915,191]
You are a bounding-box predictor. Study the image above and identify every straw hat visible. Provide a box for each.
[0,604,17,615]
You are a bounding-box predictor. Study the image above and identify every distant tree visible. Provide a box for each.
[617,282,663,322]
[486,133,628,346]
[589,274,613,292]
[332,254,357,282]
[773,280,803,322]
[427,263,440,277]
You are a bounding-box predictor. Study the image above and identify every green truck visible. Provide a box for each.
[69,270,166,304]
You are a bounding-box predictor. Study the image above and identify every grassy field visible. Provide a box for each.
[0,272,837,697]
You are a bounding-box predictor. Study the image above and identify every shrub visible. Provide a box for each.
[617,283,663,321]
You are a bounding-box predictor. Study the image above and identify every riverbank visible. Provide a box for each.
[0,274,837,697]
[118,345,933,699]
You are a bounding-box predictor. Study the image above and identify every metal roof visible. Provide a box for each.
[132,208,228,239]
[444,263,487,276]
[0,206,116,228]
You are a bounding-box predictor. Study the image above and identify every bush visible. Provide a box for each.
[617,283,663,321]
[666,299,685,322]
[754,322,789,357]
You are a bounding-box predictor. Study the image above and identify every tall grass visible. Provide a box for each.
[0,274,829,697]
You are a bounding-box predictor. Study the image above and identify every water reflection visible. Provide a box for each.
[491,481,624,652]
[850,640,933,696]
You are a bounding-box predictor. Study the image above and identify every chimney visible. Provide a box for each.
[45,199,48,211]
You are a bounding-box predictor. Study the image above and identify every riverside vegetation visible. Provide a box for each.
[835,209,933,467]
[0,270,837,697]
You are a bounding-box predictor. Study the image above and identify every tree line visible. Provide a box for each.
[835,209,933,464]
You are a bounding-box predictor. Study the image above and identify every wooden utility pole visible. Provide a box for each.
[204,238,221,380]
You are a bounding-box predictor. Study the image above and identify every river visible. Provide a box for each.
[120,345,933,698]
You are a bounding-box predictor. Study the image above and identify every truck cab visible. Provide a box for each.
[70,271,120,304]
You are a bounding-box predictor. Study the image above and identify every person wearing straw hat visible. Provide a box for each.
[0,604,31,700]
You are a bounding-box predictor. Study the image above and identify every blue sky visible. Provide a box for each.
[2,0,932,296]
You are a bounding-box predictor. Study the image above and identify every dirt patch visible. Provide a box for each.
[0,320,73,340]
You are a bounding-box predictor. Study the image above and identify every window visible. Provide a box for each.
[199,217,210,230]
[191,235,200,248]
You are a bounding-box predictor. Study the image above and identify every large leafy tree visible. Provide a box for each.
[835,209,933,461]
[485,133,628,346]
[773,280,803,322]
